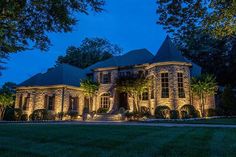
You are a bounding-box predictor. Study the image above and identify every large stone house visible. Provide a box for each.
[15,36,215,118]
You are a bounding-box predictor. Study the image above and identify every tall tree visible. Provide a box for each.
[0,0,105,74]
[191,74,218,117]
[156,0,236,86]
[56,38,122,68]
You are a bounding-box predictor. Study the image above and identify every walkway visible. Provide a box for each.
[2,121,236,128]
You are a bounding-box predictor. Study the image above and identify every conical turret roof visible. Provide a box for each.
[152,36,188,63]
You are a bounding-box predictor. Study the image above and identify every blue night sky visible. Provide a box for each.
[0,0,166,85]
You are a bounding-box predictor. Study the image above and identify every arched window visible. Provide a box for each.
[100,93,110,109]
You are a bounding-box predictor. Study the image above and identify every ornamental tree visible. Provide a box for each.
[80,79,99,111]
[0,93,14,120]
[191,74,218,117]
[116,74,151,112]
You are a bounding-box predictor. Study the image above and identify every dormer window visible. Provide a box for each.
[100,72,111,84]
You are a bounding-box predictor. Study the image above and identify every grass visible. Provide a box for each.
[147,117,236,125]
[0,124,236,157]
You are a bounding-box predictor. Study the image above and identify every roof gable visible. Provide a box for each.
[152,36,188,63]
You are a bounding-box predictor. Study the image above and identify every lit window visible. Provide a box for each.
[142,90,149,100]
[44,94,55,111]
[177,73,185,98]
[22,93,30,111]
[161,73,169,98]
[150,78,155,99]
[69,96,78,111]
[100,93,110,109]
[100,72,111,84]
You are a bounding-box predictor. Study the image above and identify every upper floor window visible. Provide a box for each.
[161,73,169,98]
[100,72,111,84]
[177,73,185,98]
[44,94,55,111]
[22,93,30,111]
[100,93,110,109]
[69,96,78,111]
[142,90,149,100]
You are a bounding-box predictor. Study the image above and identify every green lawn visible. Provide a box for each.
[0,124,236,157]
[148,117,236,125]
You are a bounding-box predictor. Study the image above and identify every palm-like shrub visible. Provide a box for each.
[191,74,218,117]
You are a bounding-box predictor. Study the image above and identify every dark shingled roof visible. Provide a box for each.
[152,36,189,63]
[18,64,87,87]
[84,48,154,73]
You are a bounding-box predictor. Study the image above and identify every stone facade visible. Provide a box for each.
[15,62,215,118]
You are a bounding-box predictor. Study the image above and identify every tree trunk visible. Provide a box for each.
[0,107,6,120]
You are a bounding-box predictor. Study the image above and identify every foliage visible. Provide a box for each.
[156,0,236,86]
[140,106,151,117]
[80,78,99,112]
[191,74,217,117]
[116,75,151,112]
[170,110,180,119]
[56,38,122,68]
[97,108,108,114]
[3,108,22,121]
[220,85,236,115]
[20,114,28,121]
[31,109,48,121]
[0,93,14,120]
[180,105,199,119]
[118,107,126,114]
[0,0,104,54]
[80,79,99,98]
[156,0,236,39]
[154,106,171,119]
[67,110,78,120]
[0,82,16,95]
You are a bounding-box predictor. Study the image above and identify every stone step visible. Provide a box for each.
[92,114,124,121]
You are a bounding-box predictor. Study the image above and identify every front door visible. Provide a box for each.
[118,92,128,110]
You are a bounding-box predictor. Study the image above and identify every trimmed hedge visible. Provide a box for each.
[4,108,22,121]
[97,108,108,114]
[170,110,180,119]
[31,109,48,121]
[155,106,171,119]
[180,104,199,118]
[67,111,78,120]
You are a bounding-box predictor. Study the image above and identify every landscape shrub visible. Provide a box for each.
[67,111,78,120]
[180,104,198,118]
[4,108,22,121]
[47,112,56,120]
[31,109,48,121]
[118,107,126,114]
[181,111,188,119]
[170,110,180,119]
[206,109,216,117]
[97,108,108,114]
[140,106,151,117]
[20,114,28,121]
[155,106,170,119]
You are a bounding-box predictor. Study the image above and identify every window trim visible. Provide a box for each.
[100,93,110,109]
[161,72,169,98]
